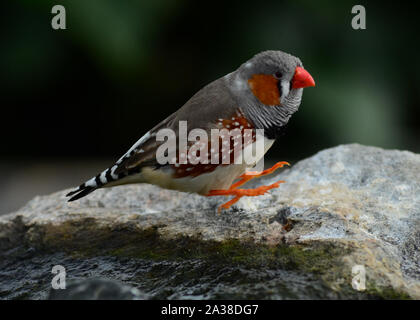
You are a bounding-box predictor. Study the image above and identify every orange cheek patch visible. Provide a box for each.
[248,74,280,106]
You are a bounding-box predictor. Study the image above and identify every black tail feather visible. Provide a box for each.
[66,186,82,197]
[67,185,97,202]
[66,165,126,202]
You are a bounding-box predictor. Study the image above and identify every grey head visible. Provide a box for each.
[225,50,315,139]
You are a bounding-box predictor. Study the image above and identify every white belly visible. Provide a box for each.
[139,137,275,195]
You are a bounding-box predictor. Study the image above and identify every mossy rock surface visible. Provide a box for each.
[0,144,419,299]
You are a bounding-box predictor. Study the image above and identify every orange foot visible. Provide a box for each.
[207,161,290,213]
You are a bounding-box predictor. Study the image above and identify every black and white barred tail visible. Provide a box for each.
[66,131,155,201]
[66,166,120,201]
[65,148,146,201]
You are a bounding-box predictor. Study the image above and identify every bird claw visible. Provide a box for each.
[208,180,285,213]
[207,161,290,213]
[230,161,289,189]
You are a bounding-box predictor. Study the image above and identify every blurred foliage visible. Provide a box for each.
[1,0,419,161]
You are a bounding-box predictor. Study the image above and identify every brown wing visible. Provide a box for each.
[114,77,239,175]
[66,77,248,201]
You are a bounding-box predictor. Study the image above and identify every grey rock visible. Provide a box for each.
[0,144,419,299]
[48,278,149,300]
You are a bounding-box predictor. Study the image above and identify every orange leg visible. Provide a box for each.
[208,180,286,213]
[230,161,290,189]
[207,161,290,213]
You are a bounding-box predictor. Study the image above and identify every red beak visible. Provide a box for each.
[291,66,315,89]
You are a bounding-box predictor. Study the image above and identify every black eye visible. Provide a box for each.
[274,71,282,79]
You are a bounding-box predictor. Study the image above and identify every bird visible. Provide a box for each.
[66,50,315,212]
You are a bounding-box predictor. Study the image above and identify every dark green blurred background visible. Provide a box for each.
[1,0,419,213]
